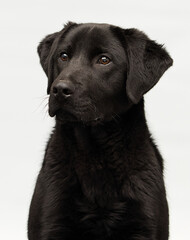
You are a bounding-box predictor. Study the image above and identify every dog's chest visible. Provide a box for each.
[76,197,128,237]
[73,139,127,201]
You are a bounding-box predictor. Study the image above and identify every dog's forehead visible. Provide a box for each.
[60,24,121,50]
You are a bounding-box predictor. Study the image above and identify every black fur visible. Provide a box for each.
[28,22,173,240]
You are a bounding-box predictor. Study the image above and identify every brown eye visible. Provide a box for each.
[98,56,111,65]
[60,52,68,61]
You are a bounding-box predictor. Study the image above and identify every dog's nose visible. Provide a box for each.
[52,81,75,98]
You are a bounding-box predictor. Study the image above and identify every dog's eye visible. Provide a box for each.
[98,56,111,65]
[60,52,68,61]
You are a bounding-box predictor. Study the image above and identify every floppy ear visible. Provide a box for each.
[37,22,78,94]
[37,31,60,94]
[124,29,173,104]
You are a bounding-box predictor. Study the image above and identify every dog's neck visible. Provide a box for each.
[54,99,148,151]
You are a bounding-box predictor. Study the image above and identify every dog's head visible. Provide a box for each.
[38,22,173,125]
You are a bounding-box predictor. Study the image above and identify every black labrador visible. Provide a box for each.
[28,22,173,240]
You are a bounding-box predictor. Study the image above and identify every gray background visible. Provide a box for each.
[0,0,189,239]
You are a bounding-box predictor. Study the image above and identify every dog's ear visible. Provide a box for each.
[37,31,60,94]
[124,29,173,104]
[37,22,77,94]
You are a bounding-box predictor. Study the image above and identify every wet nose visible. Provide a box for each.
[52,81,75,98]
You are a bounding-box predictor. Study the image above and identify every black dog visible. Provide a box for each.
[28,22,173,240]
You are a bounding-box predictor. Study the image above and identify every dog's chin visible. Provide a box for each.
[50,108,104,126]
[55,110,78,123]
